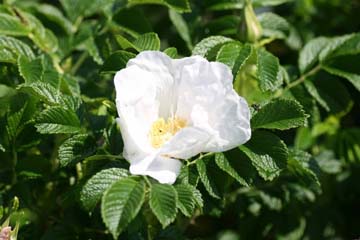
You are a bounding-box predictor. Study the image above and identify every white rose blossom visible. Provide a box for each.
[114,51,251,184]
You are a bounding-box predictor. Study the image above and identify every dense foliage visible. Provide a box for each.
[0,0,359,239]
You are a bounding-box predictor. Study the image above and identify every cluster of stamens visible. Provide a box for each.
[149,117,186,148]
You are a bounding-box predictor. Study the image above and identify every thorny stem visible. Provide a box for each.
[274,64,322,98]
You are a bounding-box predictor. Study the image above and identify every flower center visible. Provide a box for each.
[149,117,187,148]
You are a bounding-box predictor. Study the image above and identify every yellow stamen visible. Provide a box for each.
[149,117,187,148]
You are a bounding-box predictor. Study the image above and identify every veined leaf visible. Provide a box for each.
[216,42,243,70]
[81,168,129,211]
[128,0,191,13]
[320,33,360,61]
[0,36,35,63]
[239,131,288,181]
[258,12,290,39]
[251,98,308,130]
[101,178,145,239]
[0,13,30,36]
[164,47,178,58]
[196,156,221,199]
[299,37,330,73]
[35,106,81,134]
[133,32,161,51]
[101,51,136,74]
[215,153,249,187]
[288,149,320,186]
[149,184,177,228]
[18,56,44,84]
[175,184,197,217]
[58,134,96,167]
[192,36,234,59]
[257,48,282,92]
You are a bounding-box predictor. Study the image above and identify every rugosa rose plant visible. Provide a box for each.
[0,0,359,239]
[114,51,251,184]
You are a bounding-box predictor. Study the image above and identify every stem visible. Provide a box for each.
[144,176,152,187]
[84,154,125,162]
[186,152,215,166]
[274,64,321,98]
[71,52,88,75]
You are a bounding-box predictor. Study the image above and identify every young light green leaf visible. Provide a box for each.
[128,0,191,13]
[299,37,329,73]
[101,51,136,74]
[35,106,81,134]
[82,37,103,64]
[58,134,96,167]
[303,80,330,111]
[257,48,281,92]
[0,13,30,36]
[215,153,249,187]
[150,184,178,228]
[251,98,308,130]
[164,47,178,58]
[196,157,220,199]
[169,9,192,49]
[239,131,288,181]
[175,184,196,217]
[133,32,161,51]
[18,56,44,84]
[81,168,129,211]
[101,178,145,239]
[192,36,234,59]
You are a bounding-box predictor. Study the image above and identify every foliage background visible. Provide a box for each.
[0,0,359,239]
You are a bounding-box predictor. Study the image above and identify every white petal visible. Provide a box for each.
[127,51,177,118]
[130,153,181,184]
[175,58,251,152]
[114,65,159,159]
[160,127,210,160]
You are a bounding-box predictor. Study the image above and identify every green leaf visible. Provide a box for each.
[253,0,294,6]
[81,168,129,211]
[192,36,234,59]
[215,153,249,187]
[18,56,44,84]
[169,9,192,49]
[288,149,320,186]
[175,184,196,217]
[303,80,330,111]
[208,0,292,11]
[216,42,243,70]
[101,178,145,239]
[58,134,96,167]
[149,184,178,228]
[82,37,103,64]
[61,0,115,21]
[32,4,74,35]
[35,106,81,134]
[258,12,290,39]
[128,0,191,13]
[133,32,161,51]
[239,131,288,181]
[320,33,360,61]
[257,48,281,92]
[0,13,30,36]
[299,37,329,73]
[196,156,220,199]
[0,36,35,63]
[322,66,360,92]
[6,104,26,141]
[112,8,152,38]
[101,51,136,74]
[21,82,80,110]
[251,98,308,130]
[164,47,178,58]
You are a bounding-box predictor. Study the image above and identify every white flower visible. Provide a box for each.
[114,51,251,184]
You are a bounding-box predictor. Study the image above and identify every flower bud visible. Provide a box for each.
[239,0,262,42]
